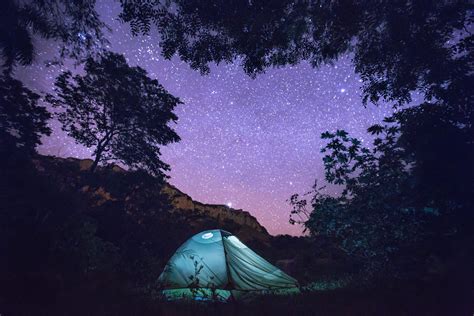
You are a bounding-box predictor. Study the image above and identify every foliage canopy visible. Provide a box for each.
[290,104,473,276]
[0,75,51,155]
[119,0,473,106]
[0,0,107,73]
[47,52,181,176]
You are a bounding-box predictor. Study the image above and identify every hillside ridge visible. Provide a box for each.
[31,155,270,243]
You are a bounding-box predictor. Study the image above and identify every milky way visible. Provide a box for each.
[16,1,396,235]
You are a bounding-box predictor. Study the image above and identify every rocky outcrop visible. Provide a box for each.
[162,183,269,242]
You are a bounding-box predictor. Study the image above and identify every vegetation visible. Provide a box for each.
[0,75,51,155]
[1,0,107,73]
[4,1,471,108]
[47,52,181,175]
[119,0,472,105]
[0,155,179,315]
[290,105,473,281]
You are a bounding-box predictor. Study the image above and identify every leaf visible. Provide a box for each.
[335,130,349,138]
[367,124,384,135]
[321,131,334,139]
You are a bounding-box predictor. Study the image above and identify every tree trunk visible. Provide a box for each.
[90,133,112,173]
[90,147,103,173]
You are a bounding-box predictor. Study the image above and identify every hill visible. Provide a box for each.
[32,155,271,244]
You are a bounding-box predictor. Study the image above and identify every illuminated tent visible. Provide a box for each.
[158,229,299,301]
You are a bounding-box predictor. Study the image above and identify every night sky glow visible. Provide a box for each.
[16,1,398,235]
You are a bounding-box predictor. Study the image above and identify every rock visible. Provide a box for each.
[162,184,270,242]
[111,165,126,173]
[93,187,117,206]
[79,159,93,171]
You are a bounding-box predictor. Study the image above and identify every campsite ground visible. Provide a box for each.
[58,282,471,316]
[13,278,468,316]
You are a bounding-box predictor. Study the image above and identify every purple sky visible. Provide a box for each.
[16,1,397,235]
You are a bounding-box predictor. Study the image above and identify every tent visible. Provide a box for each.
[158,229,299,301]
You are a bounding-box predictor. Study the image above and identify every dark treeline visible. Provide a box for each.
[1,0,473,315]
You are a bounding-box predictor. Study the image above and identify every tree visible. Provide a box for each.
[4,1,471,109]
[290,125,423,275]
[3,1,471,109]
[47,52,181,177]
[0,75,51,155]
[0,0,107,73]
[119,0,472,107]
[290,108,473,277]
[395,104,473,215]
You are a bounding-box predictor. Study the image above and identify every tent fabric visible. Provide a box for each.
[158,229,299,301]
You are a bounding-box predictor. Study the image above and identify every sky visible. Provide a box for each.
[16,1,397,236]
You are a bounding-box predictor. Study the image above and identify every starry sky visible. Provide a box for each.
[16,1,398,236]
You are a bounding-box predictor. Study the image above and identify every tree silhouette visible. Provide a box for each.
[47,52,181,176]
[0,75,51,155]
[119,0,472,106]
[0,0,107,73]
[3,1,471,108]
[290,125,429,276]
[290,105,473,277]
